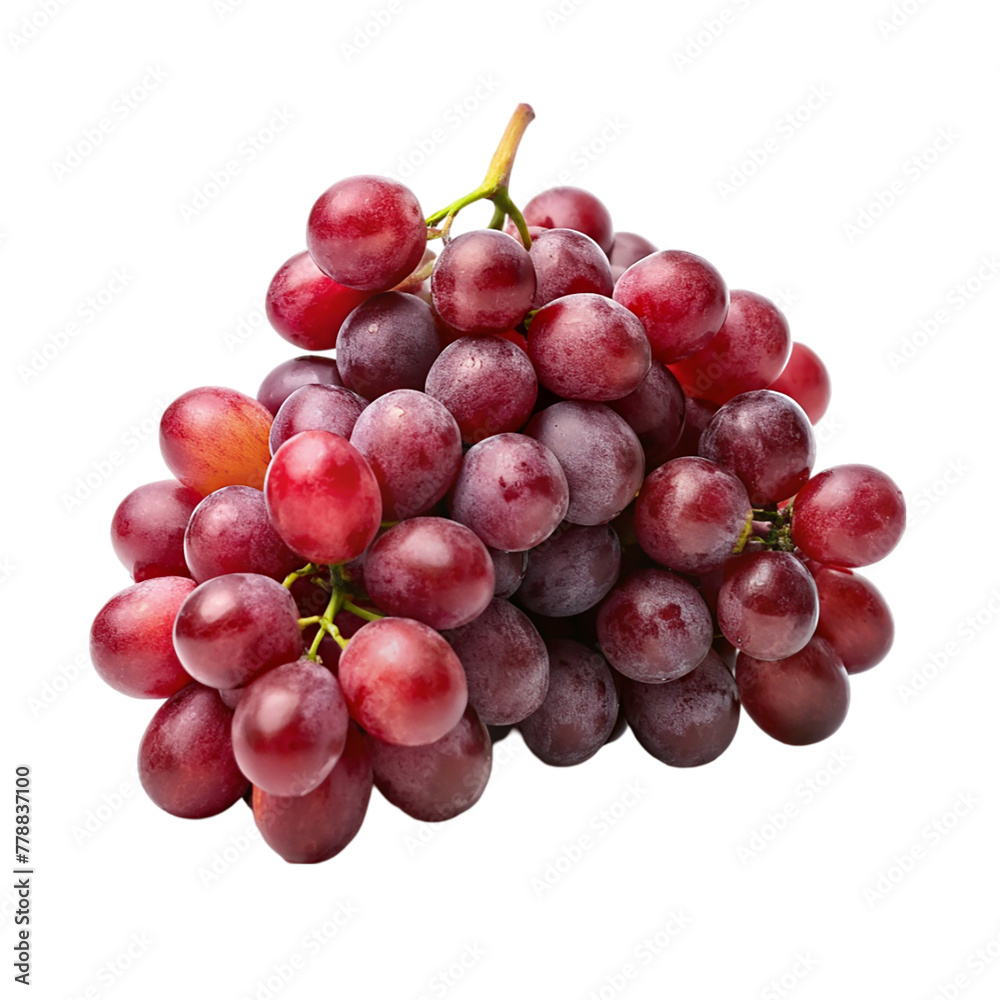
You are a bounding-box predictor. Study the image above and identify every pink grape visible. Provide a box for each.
[111,480,200,581]
[522,187,614,253]
[609,231,657,281]
[768,342,831,424]
[269,384,367,454]
[257,355,343,417]
[529,228,614,306]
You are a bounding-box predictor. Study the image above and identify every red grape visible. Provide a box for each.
[111,480,200,581]
[609,362,687,470]
[257,355,343,417]
[667,396,719,461]
[522,187,614,253]
[609,231,657,280]
[266,429,382,564]
[488,547,527,599]
[269,384,367,454]
[529,228,613,306]
[812,564,895,673]
[338,617,467,746]
[768,342,831,424]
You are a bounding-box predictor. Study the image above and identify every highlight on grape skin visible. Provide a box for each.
[86,103,907,864]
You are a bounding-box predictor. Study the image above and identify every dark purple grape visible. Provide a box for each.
[699,390,815,505]
[526,401,644,526]
[349,389,462,521]
[609,362,686,470]
[269,384,367,454]
[812,564,894,673]
[257,355,343,417]
[364,517,494,630]
[522,187,614,253]
[307,175,427,291]
[448,432,569,551]
[516,522,621,617]
[424,335,537,444]
[529,228,613,306]
[718,551,818,660]
[253,723,373,862]
[623,649,740,766]
[527,293,651,401]
[431,229,535,334]
[736,637,850,745]
[519,639,618,766]
[139,683,248,818]
[111,480,200,582]
[446,598,549,726]
[336,292,440,399]
[596,569,712,683]
[183,486,302,583]
[368,704,491,821]
[489,547,527,599]
[634,457,752,574]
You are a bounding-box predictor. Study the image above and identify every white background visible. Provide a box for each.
[4,0,999,997]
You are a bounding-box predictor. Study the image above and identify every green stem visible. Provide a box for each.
[282,563,318,589]
[343,600,384,623]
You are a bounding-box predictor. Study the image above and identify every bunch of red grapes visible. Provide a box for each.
[89,107,905,864]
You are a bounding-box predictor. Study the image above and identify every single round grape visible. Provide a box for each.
[623,649,740,766]
[667,396,718,461]
[527,293,651,402]
[519,639,618,766]
[364,517,494,630]
[668,290,791,404]
[736,636,850,745]
[336,292,440,399]
[173,573,303,689]
[596,569,713,683]
[516,522,621,617]
[609,231,657,281]
[90,577,196,698]
[609,362,686,470]
[489,547,527,599]
[257,355,343,417]
[613,251,729,364]
[526,401,644,526]
[183,485,301,583]
[717,551,819,660]
[529,228,614,307]
[266,429,382,564]
[522,187,614,253]
[446,598,549,726]
[368,703,491,821]
[349,389,461,521]
[307,175,427,291]
[160,387,273,496]
[424,335,537,444]
[431,229,536,334]
[253,722,372,863]
[791,464,905,567]
[699,390,816,505]
[269,384,367,454]
[812,564,894,673]
[448,432,569,551]
[111,480,200,581]
[635,456,752,574]
[768,342,831,424]
[232,658,349,797]
[338,617,467,746]
[265,251,369,351]
[139,683,248,818]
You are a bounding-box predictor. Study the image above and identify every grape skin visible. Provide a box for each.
[529,228,614,307]
[269,384,367,454]
[522,187,615,253]
[111,480,201,582]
